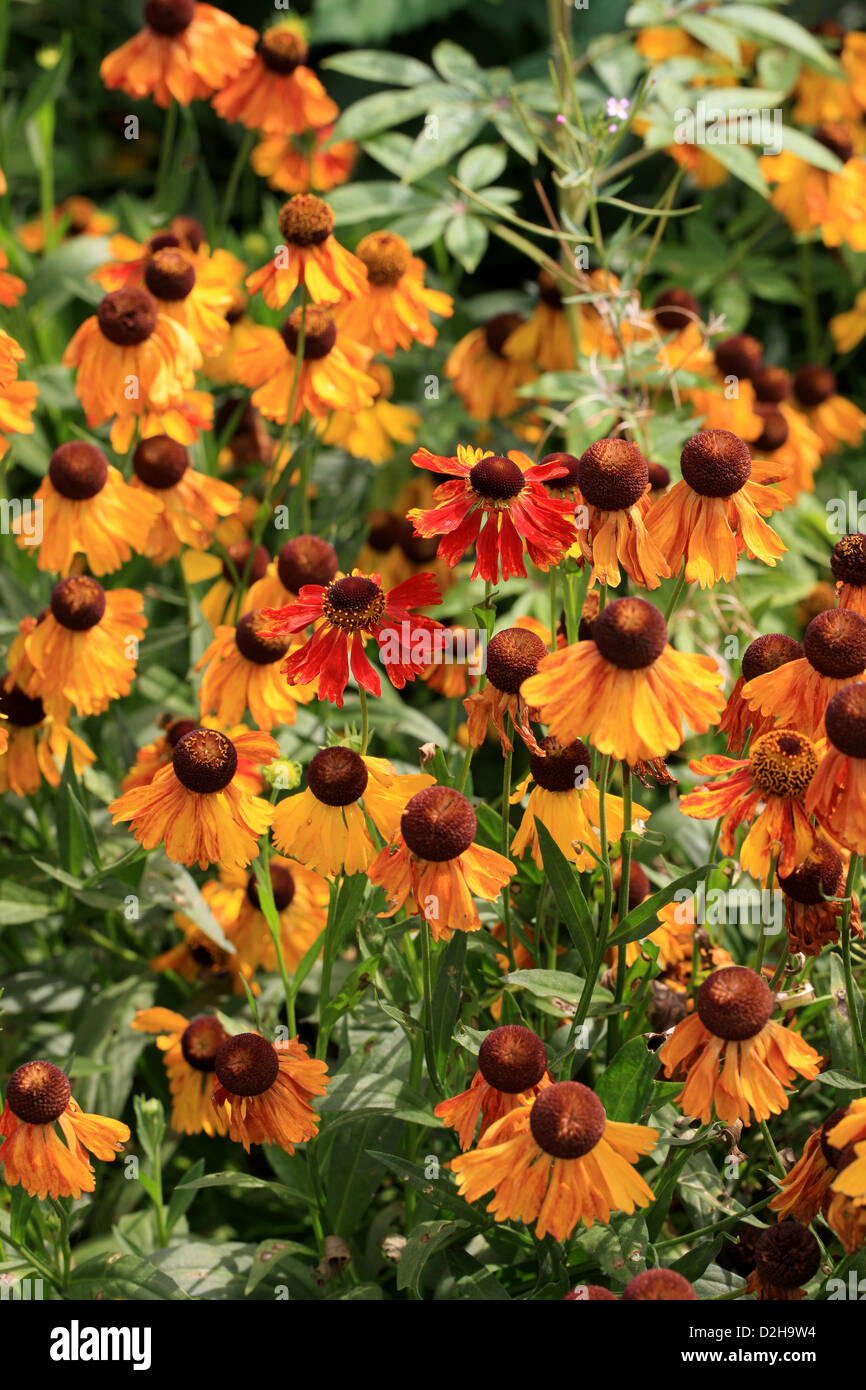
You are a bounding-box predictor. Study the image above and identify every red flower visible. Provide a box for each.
[408,446,576,584]
[262,570,441,707]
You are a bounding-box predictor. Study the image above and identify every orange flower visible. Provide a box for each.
[368,786,515,942]
[822,1101,866,1252]
[234,306,377,425]
[742,608,866,740]
[245,194,367,308]
[130,435,241,562]
[648,429,788,587]
[806,684,866,853]
[0,249,26,308]
[247,535,339,612]
[132,1009,230,1136]
[434,1025,551,1151]
[791,363,866,455]
[769,1115,839,1223]
[778,839,862,956]
[832,533,866,615]
[334,232,452,356]
[272,746,433,877]
[503,270,576,371]
[62,287,202,453]
[718,634,805,756]
[17,441,162,576]
[0,1061,129,1200]
[100,0,256,108]
[24,577,146,717]
[316,362,420,464]
[16,196,115,253]
[451,1081,657,1240]
[465,626,550,754]
[522,597,725,765]
[568,438,672,589]
[213,21,337,134]
[0,363,38,461]
[196,610,314,731]
[211,1032,329,1154]
[445,313,536,420]
[93,217,208,293]
[204,857,328,975]
[121,715,264,795]
[151,905,255,995]
[745,1223,821,1301]
[680,729,819,879]
[252,126,357,195]
[760,126,866,251]
[142,245,236,356]
[0,685,94,796]
[109,726,277,869]
[658,966,821,1125]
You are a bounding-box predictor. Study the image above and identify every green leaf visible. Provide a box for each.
[319,1071,437,1128]
[13,36,73,131]
[534,819,596,971]
[327,181,430,226]
[828,953,863,1078]
[176,1171,317,1208]
[608,865,713,948]
[397,1219,472,1294]
[713,5,841,76]
[595,1037,660,1121]
[816,1069,866,1091]
[431,40,484,89]
[431,932,467,1079]
[490,107,537,164]
[367,1149,489,1224]
[457,143,508,189]
[321,50,436,86]
[444,213,488,272]
[702,141,768,197]
[166,1159,204,1234]
[403,106,489,182]
[779,124,844,173]
[332,84,448,142]
[679,13,741,64]
[244,1238,314,1296]
[67,1254,191,1301]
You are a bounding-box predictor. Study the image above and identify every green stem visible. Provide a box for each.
[420,925,442,1094]
[663,562,688,623]
[752,851,778,975]
[548,567,558,653]
[608,761,632,1059]
[155,99,178,210]
[760,1118,786,1179]
[219,129,256,239]
[359,687,370,756]
[841,854,866,1079]
[500,733,515,970]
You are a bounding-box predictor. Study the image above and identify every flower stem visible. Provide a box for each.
[842,853,866,1079]
[663,561,688,623]
[548,567,558,652]
[607,760,632,1059]
[500,733,515,970]
[760,1118,786,1178]
[218,128,256,240]
[359,687,369,755]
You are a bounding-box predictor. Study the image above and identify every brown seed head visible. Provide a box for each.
[278,535,339,593]
[278,194,335,247]
[97,287,158,345]
[401,785,476,862]
[794,364,836,407]
[697,965,773,1040]
[680,428,752,498]
[214,1033,279,1097]
[831,534,866,589]
[6,1061,71,1124]
[592,597,668,670]
[749,728,818,798]
[49,441,109,500]
[778,840,844,906]
[653,287,699,332]
[180,1016,228,1072]
[132,435,188,489]
[577,438,649,512]
[478,1025,547,1093]
[486,627,548,694]
[714,334,763,380]
[307,745,368,807]
[469,453,525,502]
[172,728,238,793]
[280,305,337,359]
[529,1081,605,1158]
[50,575,106,631]
[803,608,866,678]
[356,231,411,287]
[825,682,866,758]
[741,633,803,684]
[754,1222,821,1290]
[622,1269,697,1301]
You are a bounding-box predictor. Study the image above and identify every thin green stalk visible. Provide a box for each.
[218,129,256,239]
[663,562,688,623]
[841,853,866,1079]
[608,761,632,1059]
[420,925,442,1094]
[548,566,558,652]
[760,1118,786,1179]
[752,851,778,975]
[359,687,370,755]
[500,732,515,970]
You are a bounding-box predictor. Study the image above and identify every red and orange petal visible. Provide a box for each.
[245,236,366,310]
[434,1070,550,1151]
[100,3,257,108]
[131,1008,229,1137]
[212,1037,329,1154]
[680,753,815,880]
[251,127,356,194]
[806,745,866,855]
[648,466,788,589]
[214,53,337,135]
[195,622,314,731]
[62,312,201,436]
[24,589,147,718]
[0,1096,129,1201]
[0,705,95,797]
[233,320,376,425]
[21,468,163,576]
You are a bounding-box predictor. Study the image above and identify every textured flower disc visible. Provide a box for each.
[696,965,773,1041]
[173,728,238,793]
[577,438,649,512]
[478,1025,547,1093]
[529,1081,606,1159]
[321,575,385,633]
[0,684,45,728]
[713,333,763,381]
[278,194,335,247]
[49,441,109,499]
[825,682,866,758]
[307,745,368,807]
[815,122,855,164]
[831,533,866,589]
[144,0,195,37]
[258,25,308,73]
[181,1016,228,1073]
[820,1106,855,1170]
[753,366,792,404]
[486,627,548,693]
[281,305,337,360]
[680,428,752,498]
[50,575,107,631]
[246,862,296,913]
[562,1285,618,1301]
[401,785,476,862]
[277,536,339,596]
[754,1222,821,1290]
[753,403,789,452]
[647,461,671,490]
[794,364,836,407]
[144,247,196,301]
[468,453,525,502]
[539,451,580,491]
[621,1269,697,1301]
[530,735,591,792]
[592,596,668,670]
[235,610,291,665]
[803,608,866,678]
[6,1060,71,1124]
[132,435,189,489]
[214,1033,279,1097]
[221,540,270,586]
[356,231,412,287]
[778,840,844,906]
[653,287,699,332]
[741,633,803,683]
[483,312,523,358]
[97,287,158,345]
[749,729,818,799]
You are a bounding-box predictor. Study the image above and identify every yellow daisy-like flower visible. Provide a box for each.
[791,364,866,455]
[245,194,367,309]
[233,306,376,425]
[109,726,277,870]
[16,441,162,576]
[129,434,241,563]
[435,1025,551,1151]
[760,126,866,251]
[272,745,434,877]
[316,362,420,464]
[0,684,94,796]
[334,231,452,356]
[204,857,329,975]
[24,577,146,717]
[131,1009,230,1137]
[445,313,536,421]
[211,1032,329,1154]
[451,1080,657,1241]
[522,597,725,765]
[196,610,315,731]
[142,245,236,356]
